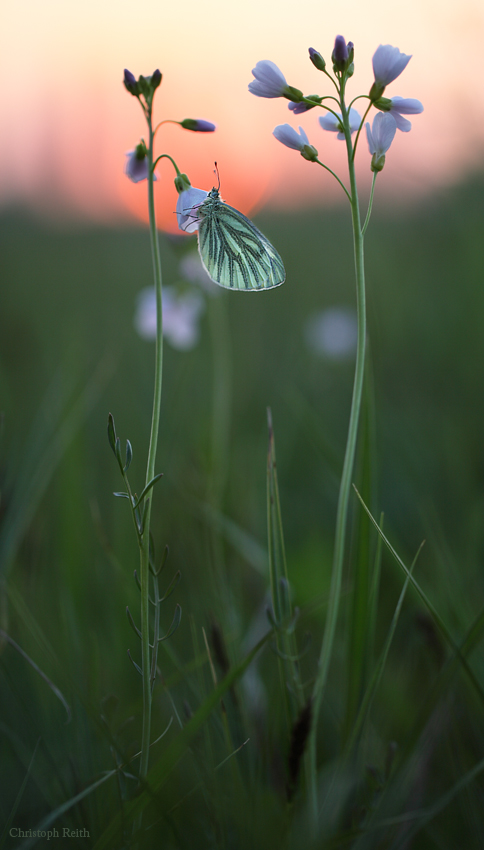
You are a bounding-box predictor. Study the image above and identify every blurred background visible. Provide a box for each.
[1,0,484,846]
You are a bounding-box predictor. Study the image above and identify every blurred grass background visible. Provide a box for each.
[1,174,484,847]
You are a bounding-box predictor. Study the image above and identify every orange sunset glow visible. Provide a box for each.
[2,0,484,232]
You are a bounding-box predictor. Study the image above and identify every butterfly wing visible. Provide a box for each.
[197,201,285,291]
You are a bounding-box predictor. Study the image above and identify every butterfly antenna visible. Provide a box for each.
[214,161,221,191]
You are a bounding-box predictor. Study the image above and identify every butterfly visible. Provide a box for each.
[178,186,285,291]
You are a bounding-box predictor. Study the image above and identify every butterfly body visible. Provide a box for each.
[196,188,285,291]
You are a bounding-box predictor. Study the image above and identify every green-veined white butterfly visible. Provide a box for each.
[177,185,285,291]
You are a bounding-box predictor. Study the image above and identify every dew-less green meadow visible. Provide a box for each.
[1,175,484,848]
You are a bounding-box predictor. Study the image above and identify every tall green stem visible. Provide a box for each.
[139,107,164,783]
[308,77,367,827]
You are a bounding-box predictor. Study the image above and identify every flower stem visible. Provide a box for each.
[315,159,351,203]
[362,173,377,236]
[139,107,164,785]
[308,77,367,829]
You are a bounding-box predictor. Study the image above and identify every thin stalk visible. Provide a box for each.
[315,159,352,202]
[352,100,373,160]
[362,173,377,236]
[138,106,164,785]
[307,76,367,828]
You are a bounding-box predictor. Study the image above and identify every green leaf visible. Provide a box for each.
[126,606,141,639]
[353,486,484,708]
[158,603,181,642]
[344,539,424,754]
[114,436,123,469]
[159,570,181,603]
[127,649,142,677]
[133,472,163,509]
[113,491,130,500]
[124,439,133,471]
[107,412,117,454]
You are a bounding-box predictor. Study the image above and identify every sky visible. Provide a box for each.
[1,0,484,231]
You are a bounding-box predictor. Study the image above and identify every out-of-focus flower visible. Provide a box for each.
[370,45,411,100]
[179,253,220,295]
[365,113,397,172]
[180,119,216,132]
[248,60,288,98]
[273,124,318,161]
[305,307,358,359]
[319,107,361,140]
[124,144,156,184]
[176,187,209,233]
[134,286,205,351]
[376,96,423,132]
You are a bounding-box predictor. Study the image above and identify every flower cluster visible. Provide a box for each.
[123,68,215,185]
[248,38,423,171]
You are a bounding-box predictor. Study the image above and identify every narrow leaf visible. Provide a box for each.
[159,570,181,603]
[124,439,133,471]
[158,604,182,642]
[107,413,117,454]
[127,650,142,676]
[114,437,123,468]
[133,473,163,509]
[353,486,484,707]
[126,607,141,640]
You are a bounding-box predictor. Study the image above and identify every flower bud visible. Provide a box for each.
[308,48,326,71]
[332,36,355,74]
[123,69,140,96]
[180,119,216,132]
[138,75,151,99]
[174,173,192,194]
[332,35,348,71]
[151,69,162,90]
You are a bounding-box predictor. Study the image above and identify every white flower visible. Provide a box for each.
[372,45,411,87]
[382,96,424,132]
[366,113,397,155]
[365,113,397,172]
[176,187,209,233]
[305,307,357,360]
[273,124,309,150]
[319,108,361,140]
[134,286,205,351]
[249,60,288,98]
